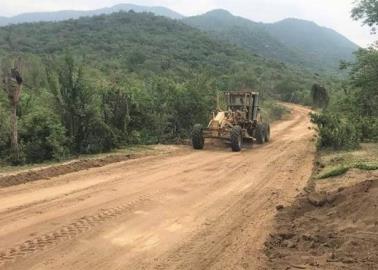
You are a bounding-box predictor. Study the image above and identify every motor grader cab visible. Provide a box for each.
[192,91,270,152]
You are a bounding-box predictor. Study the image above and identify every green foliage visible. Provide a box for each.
[311,112,360,150]
[20,109,68,163]
[0,106,10,158]
[311,2,378,150]
[317,165,349,179]
[315,143,378,179]
[348,48,378,118]
[47,55,117,154]
[100,82,130,145]
[352,0,378,29]
[355,162,378,170]
[261,101,289,122]
[355,116,378,142]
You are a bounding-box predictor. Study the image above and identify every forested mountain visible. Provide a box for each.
[263,18,359,71]
[183,10,305,66]
[0,4,358,72]
[183,10,359,72]
[0,3,184,26]
[0,11,314,86]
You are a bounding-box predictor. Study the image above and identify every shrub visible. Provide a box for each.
[311,112,360,150]
[79,117,117,154]
[317,165,349,179]
[263,101,289,121]
[356,116,378,142]
[20,110,68,163]
[355,162,378,171]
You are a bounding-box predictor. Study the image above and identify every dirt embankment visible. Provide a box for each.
[265,172,378,269]
[0,145,181,188]
[0,155,135,188]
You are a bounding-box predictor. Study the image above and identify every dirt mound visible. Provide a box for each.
[265,179,378,270]
[0,155,134,188]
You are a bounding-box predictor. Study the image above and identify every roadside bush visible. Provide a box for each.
[317,165,349,179]
[311,112,360,150]
[262,101,289,122]
[79,117,116,154]
[20,110,68,163]
[356,116,378,142]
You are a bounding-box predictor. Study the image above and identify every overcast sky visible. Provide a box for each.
[0,0,375,47]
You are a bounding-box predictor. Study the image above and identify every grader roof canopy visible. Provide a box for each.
[224,91,258,107]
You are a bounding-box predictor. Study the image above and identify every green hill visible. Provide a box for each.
[183,10,358,72]
[183,10,305,66]
[1,6,358,73]
[263,18,359,71]
[0,11,315,86]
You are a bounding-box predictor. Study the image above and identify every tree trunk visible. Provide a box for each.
[10,102,20,162]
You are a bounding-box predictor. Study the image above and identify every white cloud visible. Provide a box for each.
[0,0,375,47]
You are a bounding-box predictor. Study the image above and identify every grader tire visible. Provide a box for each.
[264,123,271,142]
[230,125,243,152]
[192,124,205,150]
[256,123,266,144]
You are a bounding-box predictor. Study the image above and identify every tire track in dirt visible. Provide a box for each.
[0,192,157,266]
[152,123,312,270]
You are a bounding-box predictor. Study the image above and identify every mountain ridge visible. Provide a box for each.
[0,3,184,25]
[183,10,359,72]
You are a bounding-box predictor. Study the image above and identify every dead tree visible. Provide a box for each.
[311,84,329,109]
[1,59,23,163]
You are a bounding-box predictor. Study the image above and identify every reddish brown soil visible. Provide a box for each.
[0,104,315,270]
[0,155,137,187]
[265,177,378,270]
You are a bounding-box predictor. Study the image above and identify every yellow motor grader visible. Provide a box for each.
[192,91,270,152]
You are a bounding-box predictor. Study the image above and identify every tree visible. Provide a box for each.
[352,0,378,31]
[1,58,23,164]
[348,48,378,117]
[101,82,130,144]
[47,55,114,153]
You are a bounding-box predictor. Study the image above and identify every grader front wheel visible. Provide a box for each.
[230,125,243,152]
[192,124,205,150]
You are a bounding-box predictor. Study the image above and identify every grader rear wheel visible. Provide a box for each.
[256,123,266,144]
[264,123,271,142]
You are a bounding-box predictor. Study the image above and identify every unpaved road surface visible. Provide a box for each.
[0,104,315,270]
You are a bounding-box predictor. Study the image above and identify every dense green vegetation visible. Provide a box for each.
[183,10,358,72]
[311,0,378,150]
[0,11,324,164]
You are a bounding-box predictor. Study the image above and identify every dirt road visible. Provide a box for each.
[0,104,315,270]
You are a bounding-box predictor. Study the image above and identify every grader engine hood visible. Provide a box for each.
[208,112,226,129]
